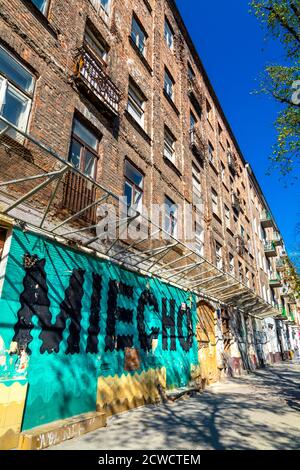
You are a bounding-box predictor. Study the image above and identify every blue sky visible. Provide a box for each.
[176,0,300,263]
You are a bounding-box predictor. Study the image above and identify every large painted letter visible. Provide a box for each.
[105,280,134,352]
[13,258,85,354]
[177,306,194,352]
[137,290,160,352]
[162,298,176,351]
[86,273,102,354]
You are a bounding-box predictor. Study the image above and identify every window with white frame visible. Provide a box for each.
[224,204,230,227]
[0,46,35,134]
[195,220,204,256]
[164,18,174,50]
[164,69,174,100]
[164,127,176,163]
[127,81,145,127]
[221,162,225,181]
[211,188,219,214]
[190,111,197,130]
[215,242,223,270]
[124,160,143,211]
[208,141,214,164]
[192,164,201,207]
[31,0,49,14]
[164,196,177,237]
[238,261,244,283]
[229,253,234,273]
[131,15,146,56]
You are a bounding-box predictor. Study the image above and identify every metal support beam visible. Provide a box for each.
[3,167,68,215]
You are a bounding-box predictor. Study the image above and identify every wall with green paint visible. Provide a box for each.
[0,228,199,431]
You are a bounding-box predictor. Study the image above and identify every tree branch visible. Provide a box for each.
[263,5,300,44]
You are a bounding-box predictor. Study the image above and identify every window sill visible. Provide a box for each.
[125,110,152,145]
[21,0,59,38]
[163,155,182,177]
[163,90,180,116]
[128,37,153,75]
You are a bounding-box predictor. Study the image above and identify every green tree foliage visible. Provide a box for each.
[250,0,300,175]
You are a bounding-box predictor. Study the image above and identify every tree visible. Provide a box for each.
[250,0,300,176]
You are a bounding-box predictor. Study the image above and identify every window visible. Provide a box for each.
[192,165,201,206]
[206,100,212,123]
[131,15,146,56]
[245,268,250,287]
[69,118,98,178]
[215,242,223,270]
[31,0,49,14]
[221,162,225,181]
[218,123,223,137]
[229,253,234,273]
[240,225,245,240]
[190,112,197,131]
[127,81,145,127]
[124,160,143,211]
[211,188,218,214]
[195,220,204,256]
[238,262,244,283]
[164,18,174,49]
[99,0,110,14]
[164,69,174,100]
[224,205,230,227]
[188,64,195,80]
[0,46,34,134]
[208,142,214,164]
[164,196,177,237]
[84,25,108,63]
[164,127,176,163]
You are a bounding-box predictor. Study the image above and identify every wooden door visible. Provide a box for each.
[196,302,218,384]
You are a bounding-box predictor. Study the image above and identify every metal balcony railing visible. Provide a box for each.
[269,273,282,288]
[74,45,121,115]
[231,193,241,212]
[260,210,275,229]
[264,241,276,257]
[190,128,206,160]
[227,151,236,175]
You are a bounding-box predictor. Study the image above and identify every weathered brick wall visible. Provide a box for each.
[0,0,282,300]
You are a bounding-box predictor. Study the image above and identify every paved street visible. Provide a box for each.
[52,361,300,450]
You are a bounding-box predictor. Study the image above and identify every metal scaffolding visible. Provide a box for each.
[0,116,278,318]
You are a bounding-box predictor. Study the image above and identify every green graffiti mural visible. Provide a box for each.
[0,228,199,430]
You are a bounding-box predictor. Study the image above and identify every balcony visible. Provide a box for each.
[227,151,236,175]
[273,231,282,246]
[264,241,277,257]
[269,273,282,288]
[260,210,275,229]
[74,45,121,116]
[62,172,97,225]
[231,192,241,213]
[188,76,204,116]
[190,127,206,161]
[276,259,286,272]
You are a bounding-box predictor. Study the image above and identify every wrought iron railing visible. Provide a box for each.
[190,127,206,157]
[74,45,121,115]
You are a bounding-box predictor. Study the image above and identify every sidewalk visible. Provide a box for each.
[51,361,300,450]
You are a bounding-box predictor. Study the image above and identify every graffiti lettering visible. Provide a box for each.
[13,257,194,355]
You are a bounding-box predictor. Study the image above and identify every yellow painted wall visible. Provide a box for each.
[97,368,166,416]
[0,380,28,450]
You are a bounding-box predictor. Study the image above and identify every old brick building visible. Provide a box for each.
[0,0,299,449]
